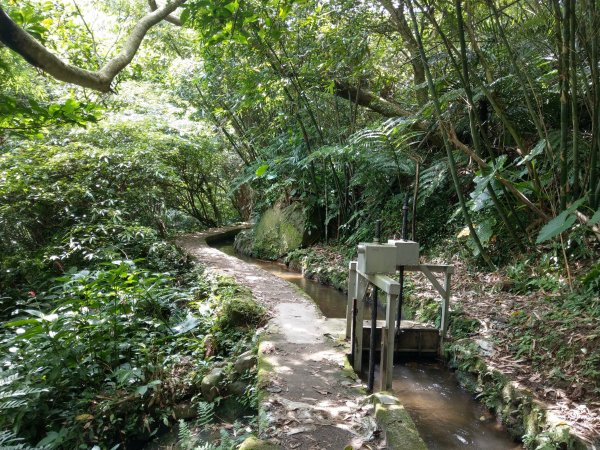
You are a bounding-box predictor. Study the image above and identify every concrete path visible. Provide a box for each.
[177,227,384,450]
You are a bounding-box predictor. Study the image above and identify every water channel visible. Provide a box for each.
[212,239,522,449]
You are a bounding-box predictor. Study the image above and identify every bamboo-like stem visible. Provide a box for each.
[556,0,571,210]
[407,0,495,269]
[454,0,526,251]
[421,0,527,250]
[588,0,599,208]
[570,0,580,199]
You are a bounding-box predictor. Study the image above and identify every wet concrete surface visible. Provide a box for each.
[178,230,385,449]
[213,238,522,449]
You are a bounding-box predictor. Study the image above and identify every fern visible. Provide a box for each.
[0,373,20,387]
[0,430,46,450]
[417,160,448,207]
[196,401,214,429]
[177,419,195,450]
[0,371,48,414]
[194,443,217,450]
[217,429,235,450]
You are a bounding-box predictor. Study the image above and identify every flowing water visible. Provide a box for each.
[212,239,522,449]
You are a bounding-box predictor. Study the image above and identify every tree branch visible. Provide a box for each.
[333,80,410,117]
[0,0,187,92]
[148,0,182,26]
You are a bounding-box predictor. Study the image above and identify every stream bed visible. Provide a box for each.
[213,239,522,449]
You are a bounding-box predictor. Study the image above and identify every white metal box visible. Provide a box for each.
[357,241,419,274]
[387,239,420,266]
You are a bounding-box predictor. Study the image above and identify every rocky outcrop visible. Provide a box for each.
[234,203,318,259]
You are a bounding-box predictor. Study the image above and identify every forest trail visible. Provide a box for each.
[177,227,384,450]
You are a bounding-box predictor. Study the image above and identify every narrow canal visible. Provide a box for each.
[212,239,522,450]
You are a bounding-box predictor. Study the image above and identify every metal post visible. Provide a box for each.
[351,298,358,365]
[353,275,368,373]
[367,286,377,393]
[401,195,409,239]
[397,196,409,330]
[396,267,405,330]
[380,326,388,390]
[380,291,397,391]
[368,220,382,393]
[374,219,382,243]
[440,270,451,347]
[346,261,357,339]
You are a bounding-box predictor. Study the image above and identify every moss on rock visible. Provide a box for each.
[445,340,592,449]
[234,203,317,260]
[373,392,428,450]
[238,436,283,450]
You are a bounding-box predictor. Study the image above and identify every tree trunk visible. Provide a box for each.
[0,1,187,92]
[378,0,428,105]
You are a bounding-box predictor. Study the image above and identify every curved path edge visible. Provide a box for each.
[176,226,427,450]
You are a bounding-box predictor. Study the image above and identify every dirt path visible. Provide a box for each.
[177,228,384,450]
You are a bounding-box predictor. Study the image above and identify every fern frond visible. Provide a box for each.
[193,443,217,450]
[196,401,214,429]
[177,419,194,450]
[217,428,235,450]
[0,399,28,409]
[0,387,49,400]
[0,430,44,450]
[417,160,449,207]
[0,373,20,387]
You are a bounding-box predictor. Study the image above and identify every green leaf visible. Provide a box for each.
[536,198,585,244]
[4,318,39,327]
[518,138,545,166]
[255,164,268,177]
[232,32,249,45]
[180,8,190,24]
[136,385,148,396]
[590,209,600,226]
[279,5,292,19]
[224,1,239,13]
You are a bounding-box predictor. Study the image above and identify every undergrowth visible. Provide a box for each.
[0,262,265,449]
[507,282,600,395]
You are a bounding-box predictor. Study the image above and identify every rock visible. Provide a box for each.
[234,202,318,259]
[238,436,283,450]
[234,350,257,375]
[201,368,225,402]
[228,380,248,396]
[172,401,197,420]
[474,338,496,356]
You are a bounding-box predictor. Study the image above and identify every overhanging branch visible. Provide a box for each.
[0,0,187,92]
[148,0,182,26]
[333,80,411,117]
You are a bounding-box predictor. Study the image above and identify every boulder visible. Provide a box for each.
[234,202,318,259]
[201,368,225,402]
[228,380,248,396]
[234,350,257,375]
[172,401,197,420]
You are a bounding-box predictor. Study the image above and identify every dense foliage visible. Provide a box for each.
[98,0,598,274]
[1,0,600,447]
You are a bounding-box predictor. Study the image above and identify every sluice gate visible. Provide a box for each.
[345,233,453,392]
